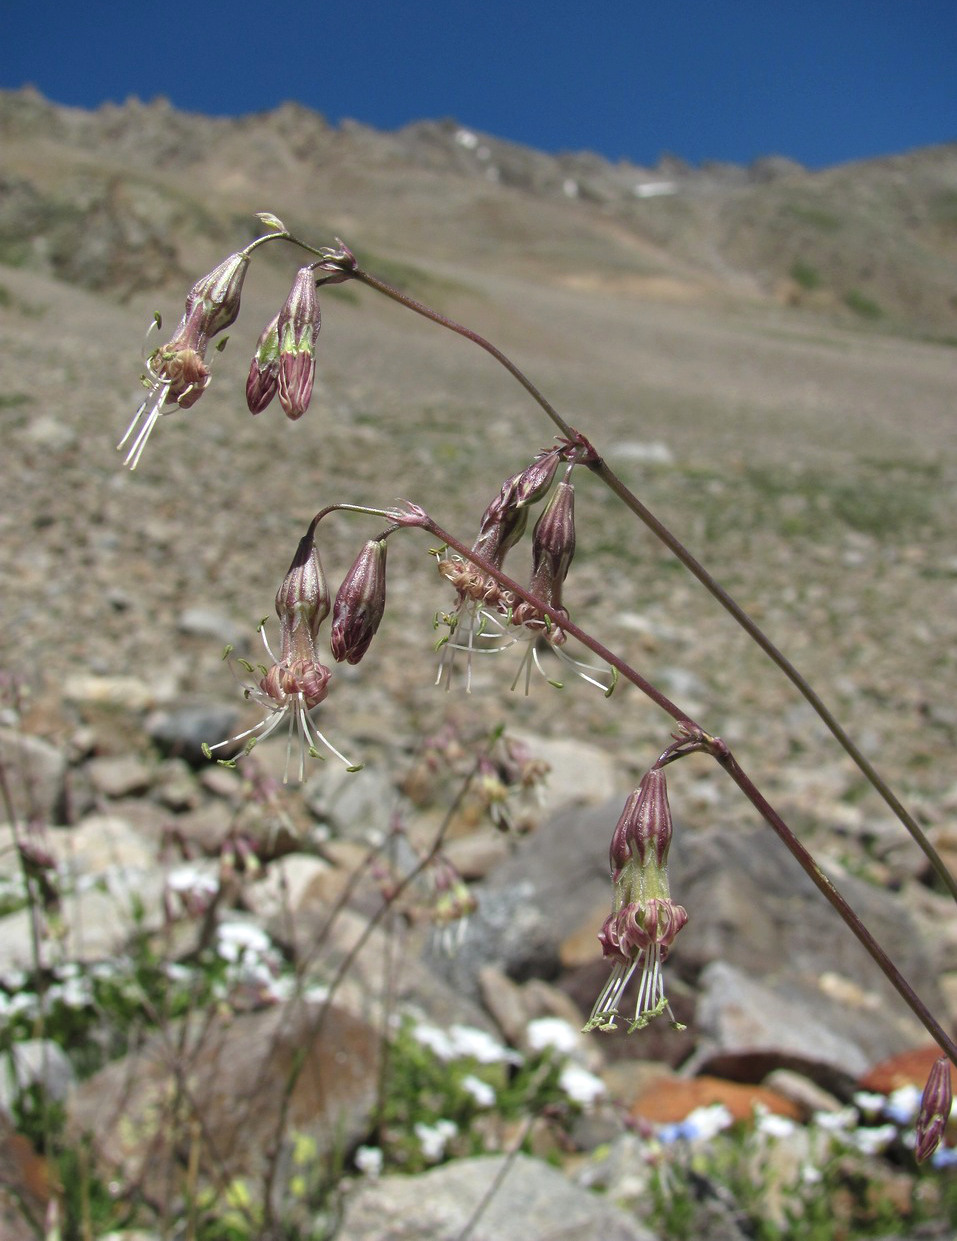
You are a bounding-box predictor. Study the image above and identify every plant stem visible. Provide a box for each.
[420,512,957,1068]
[351,264,957,902]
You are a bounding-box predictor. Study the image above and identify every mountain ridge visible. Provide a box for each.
[2,87,956,334]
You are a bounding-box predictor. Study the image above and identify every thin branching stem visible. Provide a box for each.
[419,512,957,1068]
[349,263,957,903]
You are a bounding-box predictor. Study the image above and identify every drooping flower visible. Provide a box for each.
[915,1056,953,1163]
[435,461,613,694]
[119,251,249,468]
[585,769,688,1033]
[277,265,321,419]
[204,532,359,781]
[330,539,388,665]
[246,313,281,413]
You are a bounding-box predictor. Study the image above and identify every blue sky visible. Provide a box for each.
[6,1,956,169]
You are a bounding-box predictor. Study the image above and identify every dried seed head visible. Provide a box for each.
[331,539,388,665]
[916,1056,953,1163]
[277,266,321,419]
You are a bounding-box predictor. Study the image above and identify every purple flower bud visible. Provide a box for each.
[609,768,674,875]
[472,496,528,568]
[184,251,250,339]
[274,533,330,648]
[512,448,562,509]
[528,479,576,611]
[246,314,280,414]
[331,539,388,665]
[916,1056,953,1163]
[277,266,320,420]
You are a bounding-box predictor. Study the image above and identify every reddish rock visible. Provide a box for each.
[630,1074,802,1126]
[859,1044,954,1094]
[0,1113,57,1239]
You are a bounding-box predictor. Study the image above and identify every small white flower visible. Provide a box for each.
[756,1112,797,1139]
[850,1124,898,1156]
[448,1024,522,1065]
[884,1084,921,1125]
[852,1090,888,1118]
[559,1063,606,1107]
[813,1105,859,1133]
[412,1023,456,1061]
[461,1074,496,1108]
[354,1145,384,1177]
[415,1119,458,1162]
[526,1016,581,1056]
[216,920,272,962]
[684,1103,735,1140]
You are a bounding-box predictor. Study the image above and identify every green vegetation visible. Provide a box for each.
[843,288,884,320]
[789,258,822,290]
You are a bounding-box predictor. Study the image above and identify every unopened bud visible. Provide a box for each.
[609,768,674,875]
[512,448,562,508]
[472,495,528,568]
[184,251,249,339]
[331,539,388,664]
[916,1056,953,1163]
[528,479,576,611]
[275,533,330,644]
[277,266,320,419]
[246,314,280,414]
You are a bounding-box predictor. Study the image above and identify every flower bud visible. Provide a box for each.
[472,493,528,568]
[520,479,576,620]
[608,768,674,876]
[331,539,388,665]
[184,251,249,339]
[512,448,562,509]
[275,533,330,646]
[246,314,280,414]
[916,1056,953,1163]
[277,266,321,420]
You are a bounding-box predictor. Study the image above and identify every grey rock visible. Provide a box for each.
[694,961,873,1081]
[68,1000,380,1214]
[0,728,66,826]
[338,1153,658,1241]
[85,755,152,799]
[176,606,245,648]
[303,763,397,841]
[423,800,613,1000]
[0,1039,75,1112]
[145,701,239,764]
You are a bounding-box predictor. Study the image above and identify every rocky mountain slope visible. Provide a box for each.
[3,87,957,334]
[2,86,957,1237]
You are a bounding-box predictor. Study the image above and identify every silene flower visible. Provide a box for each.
[585,768,688,1033]
[435,472,614,694]
[204,533,360,781]
[119,251,249,469]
